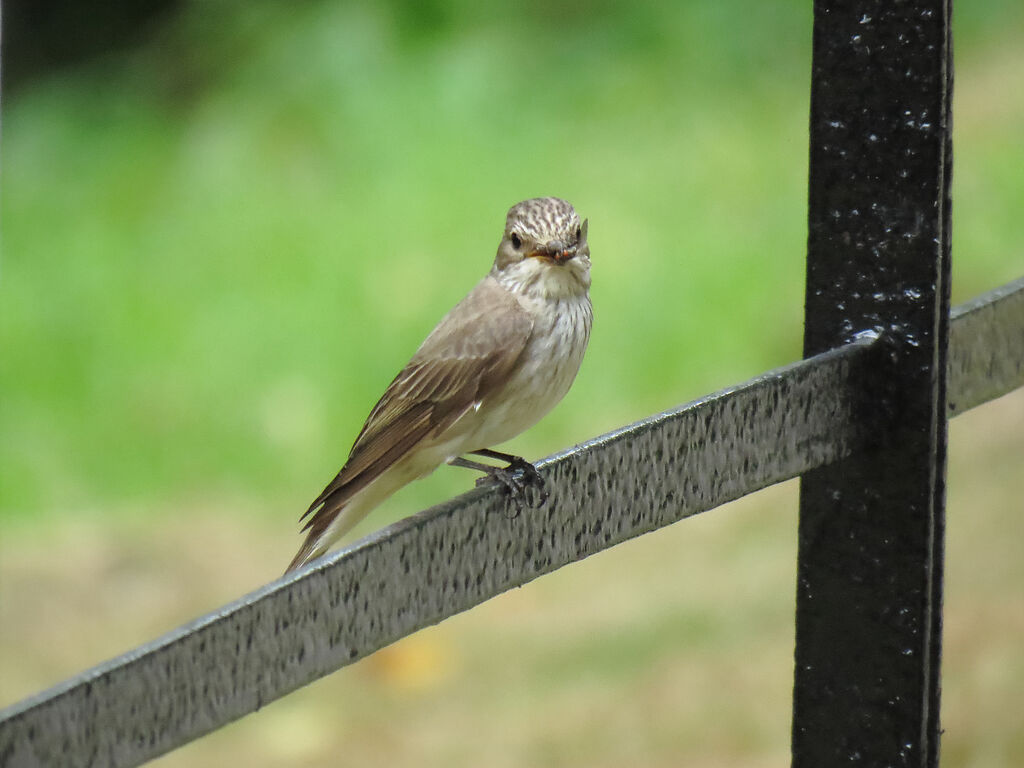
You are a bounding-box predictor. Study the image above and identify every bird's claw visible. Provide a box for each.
[476,459,548,514]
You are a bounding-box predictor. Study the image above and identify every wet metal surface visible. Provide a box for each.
[793,1,953,766]
[1,278,1021,766]
[947,276,1024,415]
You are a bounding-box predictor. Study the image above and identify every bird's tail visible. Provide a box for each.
[285,535,330,575]
[284,466,411,574]
[284,495,364,574]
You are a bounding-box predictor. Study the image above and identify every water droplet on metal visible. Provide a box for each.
[851,328,880,343]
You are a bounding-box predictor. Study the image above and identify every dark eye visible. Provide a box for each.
[575,226,582,240]
[510,232,522,249]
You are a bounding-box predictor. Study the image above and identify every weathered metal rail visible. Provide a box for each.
[1,278,1021,768]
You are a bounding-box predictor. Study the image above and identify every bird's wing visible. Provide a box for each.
[300,275,533,530]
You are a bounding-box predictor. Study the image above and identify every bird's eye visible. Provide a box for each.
[510,232,522,249]
[575,226,582,240]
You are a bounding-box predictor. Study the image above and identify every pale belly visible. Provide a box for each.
[433,293,591,462]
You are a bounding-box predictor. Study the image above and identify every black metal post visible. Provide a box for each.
[792,0,952,766]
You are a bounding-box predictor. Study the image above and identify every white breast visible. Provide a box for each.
[464,289,592,451]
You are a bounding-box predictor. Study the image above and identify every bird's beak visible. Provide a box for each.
[528,240,576,264]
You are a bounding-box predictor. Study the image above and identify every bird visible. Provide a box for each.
[286,197,593,573]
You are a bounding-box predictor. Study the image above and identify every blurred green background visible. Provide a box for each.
[2,1,1022,766]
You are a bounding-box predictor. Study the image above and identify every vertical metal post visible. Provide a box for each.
[792,1,952,766]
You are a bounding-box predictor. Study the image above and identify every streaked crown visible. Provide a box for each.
[505,197,581,242]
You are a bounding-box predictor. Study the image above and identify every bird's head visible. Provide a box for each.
[493,197,591,297]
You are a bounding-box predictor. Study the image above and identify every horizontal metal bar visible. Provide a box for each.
[1,278,1021,768]
[0,342,879,767]
[947,275,1024,415]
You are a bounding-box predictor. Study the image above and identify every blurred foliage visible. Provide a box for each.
[1,0,1022,525]
[1,3,1023,766]
[1,0,181,91]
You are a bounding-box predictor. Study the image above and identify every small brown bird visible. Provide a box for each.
[287,197,592,573]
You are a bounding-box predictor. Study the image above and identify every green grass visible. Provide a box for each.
[1,1,1021,524]
[0,1,805,520]
[1,3,1023,764]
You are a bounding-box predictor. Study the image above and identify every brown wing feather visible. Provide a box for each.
[298,276,533,534]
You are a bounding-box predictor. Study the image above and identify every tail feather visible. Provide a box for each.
[285,488,361,575]
[285,458,419,575]
[286,463,381,575]
[288,417,441,573]
[285,536,328,574]
[299,471,356,525]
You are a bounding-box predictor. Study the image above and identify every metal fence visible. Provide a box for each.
[3,0,1023,766]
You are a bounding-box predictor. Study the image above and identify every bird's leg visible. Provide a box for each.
[470,449,545,492]
[448,450,548,511]
[448,456,528,502]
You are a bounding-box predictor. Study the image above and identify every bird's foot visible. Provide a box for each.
[475,464,548,515]
[450,451,549,514]
[473,457,548,514]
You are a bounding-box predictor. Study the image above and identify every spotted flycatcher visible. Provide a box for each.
[287,197,592,572]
